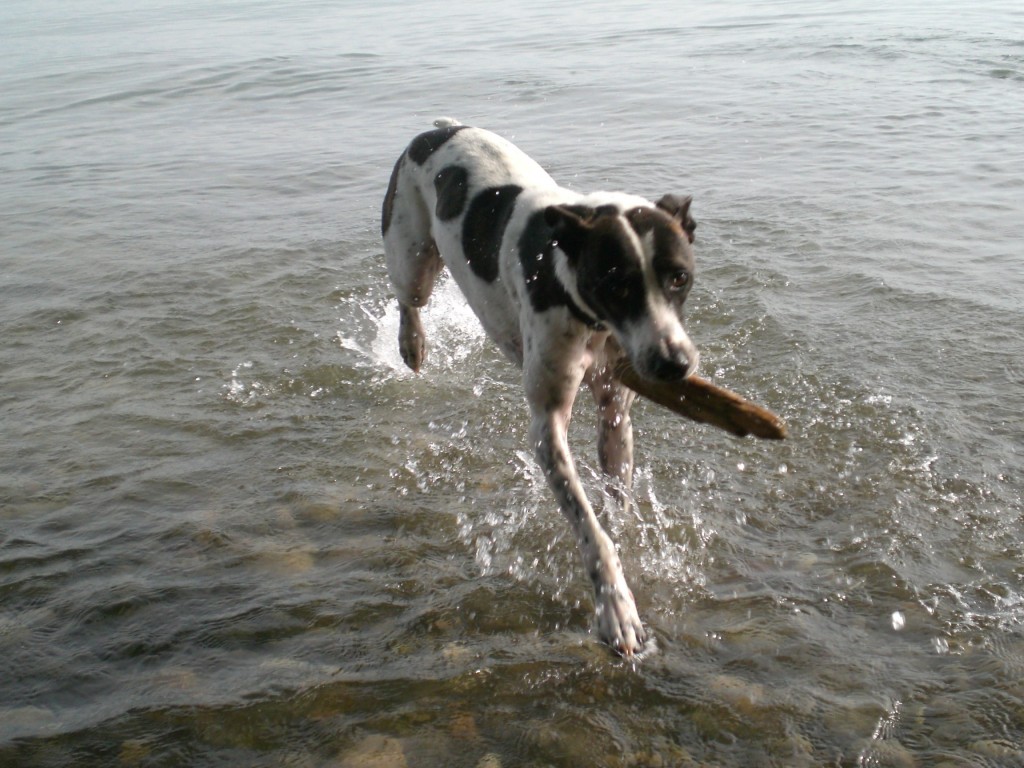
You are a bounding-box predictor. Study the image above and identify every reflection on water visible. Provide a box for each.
[2,0,1023,765]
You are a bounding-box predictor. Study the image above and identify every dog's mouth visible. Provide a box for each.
[606,334,699,384]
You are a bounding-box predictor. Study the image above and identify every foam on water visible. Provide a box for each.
[368,275,487,376]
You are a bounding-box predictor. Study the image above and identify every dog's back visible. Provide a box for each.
[382,120,568,365]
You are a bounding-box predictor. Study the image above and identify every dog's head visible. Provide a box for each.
[546,194,699,381]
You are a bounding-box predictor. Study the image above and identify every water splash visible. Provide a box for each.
[368,275,486,374]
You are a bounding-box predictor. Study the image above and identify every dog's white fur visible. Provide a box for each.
[382,118,698,655]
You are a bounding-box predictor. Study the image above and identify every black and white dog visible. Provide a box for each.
[381,119,698,656]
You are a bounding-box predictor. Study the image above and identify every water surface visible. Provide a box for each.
[2,1,1022,765]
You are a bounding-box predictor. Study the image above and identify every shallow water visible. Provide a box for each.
[2,0,1023,765]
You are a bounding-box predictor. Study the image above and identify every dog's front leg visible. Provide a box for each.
[586,350,638,513]
[525,346,646,656]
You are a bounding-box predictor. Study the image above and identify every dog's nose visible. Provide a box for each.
[648,345,697,381]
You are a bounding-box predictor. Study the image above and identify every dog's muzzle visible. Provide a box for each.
[644,342,699,382]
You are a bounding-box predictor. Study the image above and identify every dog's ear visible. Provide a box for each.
[656,194,696,243]
[545,204,595,260]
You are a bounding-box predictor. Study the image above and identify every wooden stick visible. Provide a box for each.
[610,354,788,440]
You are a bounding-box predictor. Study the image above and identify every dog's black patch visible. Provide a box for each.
[434,165,469,221]
[518,211,566,312]
[518,211,606,327]
[381,154,404,236]
[408,125,467,165]
[462,184,522,282]
[575,218,648,326]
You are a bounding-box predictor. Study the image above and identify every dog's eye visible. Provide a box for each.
[599,271,634,302]
[668,271,690,291]
[611,282,632,301]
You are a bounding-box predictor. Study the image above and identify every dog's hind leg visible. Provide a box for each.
[382,155,444,372]
[390,238,441,373]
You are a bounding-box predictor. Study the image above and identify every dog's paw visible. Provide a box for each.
[595,579,647,657]
[399,333,425,372]
[398,307,426,372]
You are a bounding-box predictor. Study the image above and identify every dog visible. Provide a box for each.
[381,118,698,656]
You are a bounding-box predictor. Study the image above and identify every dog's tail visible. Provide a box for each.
[433,116,462,129]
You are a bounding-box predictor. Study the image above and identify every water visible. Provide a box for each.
[2,0,1022,764]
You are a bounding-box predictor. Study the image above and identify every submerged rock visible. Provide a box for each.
[334,734,408,768]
